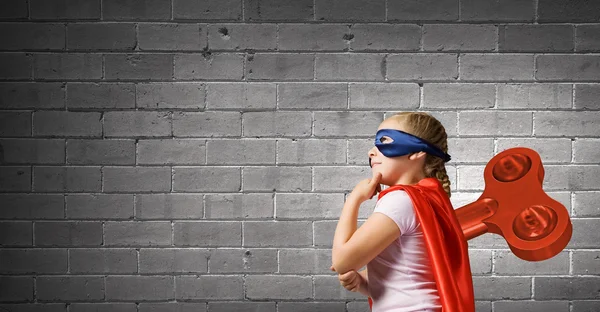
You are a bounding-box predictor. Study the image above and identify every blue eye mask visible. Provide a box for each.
[369,128,451,167]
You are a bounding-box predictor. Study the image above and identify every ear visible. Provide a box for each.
[408,151,427,160]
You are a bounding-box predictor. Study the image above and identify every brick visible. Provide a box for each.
[208,24,276,50]
[572,301,600,312]
[423,83,495,109]
[0,304,67,312]
[387,0,458,21]
[138,139,205,165]
[246,275,312,300]
[0,23,65,50]
[315,0,385,21]
[70,249,137,274]
[314,166,371,191]
[0,194,64,219]
[67,23,136,50]
[423,24,496,51]
[66,194,134,219]
[103,167,171,192]
[139,302,207,312]
[497,83,572,109]
[276,193,344,219]
[176,276,243,299]
[105,54,173,80]
[104,221,172,246]
[499,25,573,52]
[103,0,170,20]
[174,221,241,247]
[387,54,458,80]
[472,276,530,300]
[544,165,600,191]
[206,83,276,110]
[277,139,346,165]
[461,0,535,21]
[71,303,135,312]
[173,111,241,137]
[205,194,273,219]
[244,221,312,247]
[573,250,600,274]
[494,301,569,312]
[208,302,275,312]
[534,277,600,299]
[206,139,275,165]
[243,167,311,192]
[278,83,347,110]
[349,83,418,109]
[576,25,600,52]
[244,0,313,21]
[0,166,30,192]
[278,302,345,312]
[0,276,33,301]
[456,165,485,190]
[174,0,242,20]
[67,83,135,109]
[314,112,383,137]
[136,194,203,219]
[0,0,28,19]
[279,249,331,274]
[573,191,600,216]
[535,111,600,136]
[0,139,65,164]
[0,221,32,245]
[313,276,363,300]
[568,219,600,248]
[34,53,102,79]
[458,111,532,136]
[247,53,313,80]
[314,220,336,247]
[575,84,600,110]
[0,82,64,109]
[104,111,171,137]
[30,0,100,20]
[347,302,371,312]
[173,167,241,192]
[175,53,244,80]
[278,24,348,51]
[0,112,30,136]
[209,248,277,273]
[33,111,101,137]
[0,53,31,79]
[37,276,104,301]
[460,54,534,81]
[243,112,311,137]
[536,55,600,81]
[350,24,420,51]
[316,53,385,81]
[106,276,174,300]
[138,23,206,51]
[538,0,600,23]
[348,139,373,165]
[447,138,494,163]
[494,250,569,275]
[35,221,102,246]
[33,166,101,192]
[139,248,209,273]
[468,249,492,274]
[497,138,572,163]
[0,249,67,274]
[66,139,135,165]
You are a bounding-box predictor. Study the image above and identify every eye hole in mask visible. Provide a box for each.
[369,129,451,167]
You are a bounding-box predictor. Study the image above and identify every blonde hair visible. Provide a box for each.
[388,112,452,198]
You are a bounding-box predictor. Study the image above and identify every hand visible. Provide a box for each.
[331,265,364,292]
[349,171,382,203]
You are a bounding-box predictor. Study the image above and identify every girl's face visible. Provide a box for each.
[368,120,426,186]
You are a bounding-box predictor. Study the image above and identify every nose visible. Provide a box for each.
[368,146,378,158]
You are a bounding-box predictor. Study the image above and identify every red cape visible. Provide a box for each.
[368,177,475,312]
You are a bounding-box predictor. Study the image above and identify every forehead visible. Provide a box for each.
[377,119,407,132]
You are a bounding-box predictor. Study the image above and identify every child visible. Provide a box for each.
[331,112,475,312]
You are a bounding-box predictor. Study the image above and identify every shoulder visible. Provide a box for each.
[374,189,418,235]
[376,189,414,209]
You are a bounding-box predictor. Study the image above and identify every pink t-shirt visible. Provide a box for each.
[367,190,442,312]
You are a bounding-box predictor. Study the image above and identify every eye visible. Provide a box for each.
[380,136,393,143]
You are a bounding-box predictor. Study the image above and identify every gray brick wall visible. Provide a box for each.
[0,0,599,311]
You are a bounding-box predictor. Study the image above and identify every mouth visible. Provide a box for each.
[371,162,381,167]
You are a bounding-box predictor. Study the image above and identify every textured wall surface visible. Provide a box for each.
[1,0,600,311]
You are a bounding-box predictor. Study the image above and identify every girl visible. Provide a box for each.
[330,112,475,312]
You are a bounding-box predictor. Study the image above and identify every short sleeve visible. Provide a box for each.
[373,190,418,236]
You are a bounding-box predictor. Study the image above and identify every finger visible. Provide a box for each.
[330,265,335,272]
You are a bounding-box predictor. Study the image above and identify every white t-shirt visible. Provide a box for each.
[367,190,442,312]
